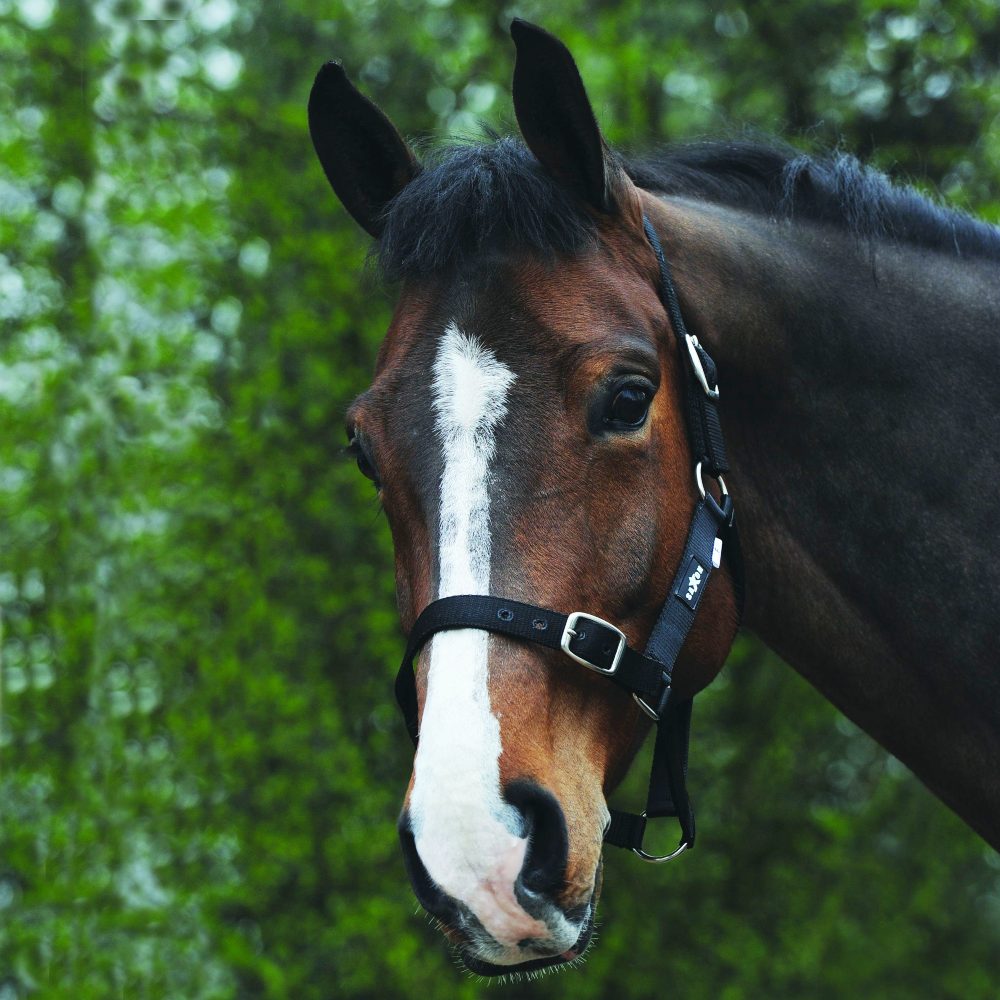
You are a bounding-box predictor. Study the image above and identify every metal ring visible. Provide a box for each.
[632,692,659,722]
[695,461,728,501]
[632,812,691,863]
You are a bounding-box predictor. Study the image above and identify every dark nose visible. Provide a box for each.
[397,779,569,927]
[503,780,569,897]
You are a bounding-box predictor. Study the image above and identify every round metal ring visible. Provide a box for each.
[632,812,691,863]
[695,461,728,501]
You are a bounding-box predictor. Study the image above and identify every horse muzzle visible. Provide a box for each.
[397,779,601,973]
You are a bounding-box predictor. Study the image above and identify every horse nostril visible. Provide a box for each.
[503,780,568,897]
[397,812,461,928]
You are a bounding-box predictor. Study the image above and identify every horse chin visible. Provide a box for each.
[457,862,603,978]
[458,903,597,978]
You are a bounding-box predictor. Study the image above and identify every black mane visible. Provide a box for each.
[375,135,1000,281]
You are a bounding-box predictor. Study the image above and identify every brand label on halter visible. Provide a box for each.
[675,555,708,610]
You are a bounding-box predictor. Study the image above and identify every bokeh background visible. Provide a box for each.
[2,0,1000,997]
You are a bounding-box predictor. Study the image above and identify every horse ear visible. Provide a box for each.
[510,19,620,213]
[308,62,420,238]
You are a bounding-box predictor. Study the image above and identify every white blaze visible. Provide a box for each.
[408,324,551,950]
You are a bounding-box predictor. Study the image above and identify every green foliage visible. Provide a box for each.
[1,1,998,997]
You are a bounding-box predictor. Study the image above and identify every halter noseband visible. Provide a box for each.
[394,215,743,863]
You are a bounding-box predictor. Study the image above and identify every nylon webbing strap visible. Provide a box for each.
[604,492,732,854]
[642,215,729,478]
[604,699,693,850]
[646,494,732,670]
[395,595,680,747]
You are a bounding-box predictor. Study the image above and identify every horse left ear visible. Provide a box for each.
[510,19,622,214]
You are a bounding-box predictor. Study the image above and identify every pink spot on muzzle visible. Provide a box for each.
[462,836,551,948]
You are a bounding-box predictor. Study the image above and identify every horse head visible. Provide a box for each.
[309,20,739,974]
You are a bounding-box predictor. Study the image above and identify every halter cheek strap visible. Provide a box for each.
[393,215,744,863]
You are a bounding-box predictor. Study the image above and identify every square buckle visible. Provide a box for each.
[560,612,627,675]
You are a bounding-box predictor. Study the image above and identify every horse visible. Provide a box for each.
[308,18,1000,976]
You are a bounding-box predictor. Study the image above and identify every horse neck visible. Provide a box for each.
[655,196,1000,847]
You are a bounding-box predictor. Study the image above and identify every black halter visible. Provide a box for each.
[394,215,743,862]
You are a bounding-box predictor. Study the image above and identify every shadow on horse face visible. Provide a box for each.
[317,21,739,975]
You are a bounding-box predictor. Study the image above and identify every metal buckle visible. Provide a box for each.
[685,334,720,400]
[633,812,691,863]
[560,612,626,675]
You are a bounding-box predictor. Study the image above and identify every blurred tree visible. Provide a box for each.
[1,1,998,998]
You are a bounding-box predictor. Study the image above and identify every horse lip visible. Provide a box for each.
[457,901,597,977]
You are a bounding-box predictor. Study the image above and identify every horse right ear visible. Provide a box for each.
[510,19,621,214]
[308,62,420,238]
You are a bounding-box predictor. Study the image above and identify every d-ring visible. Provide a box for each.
[632,812,691,863]
[695,461,728,501]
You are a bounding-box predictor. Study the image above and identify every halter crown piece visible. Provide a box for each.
[394,216,744,863]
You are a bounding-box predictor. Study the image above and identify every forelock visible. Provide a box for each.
[374,136,599,282]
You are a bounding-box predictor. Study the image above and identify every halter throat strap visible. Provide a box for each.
[393,214,742,863]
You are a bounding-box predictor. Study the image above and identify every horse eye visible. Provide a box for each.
[347,430,381,486]
[355,449,377,482]
[606,385,652,428]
